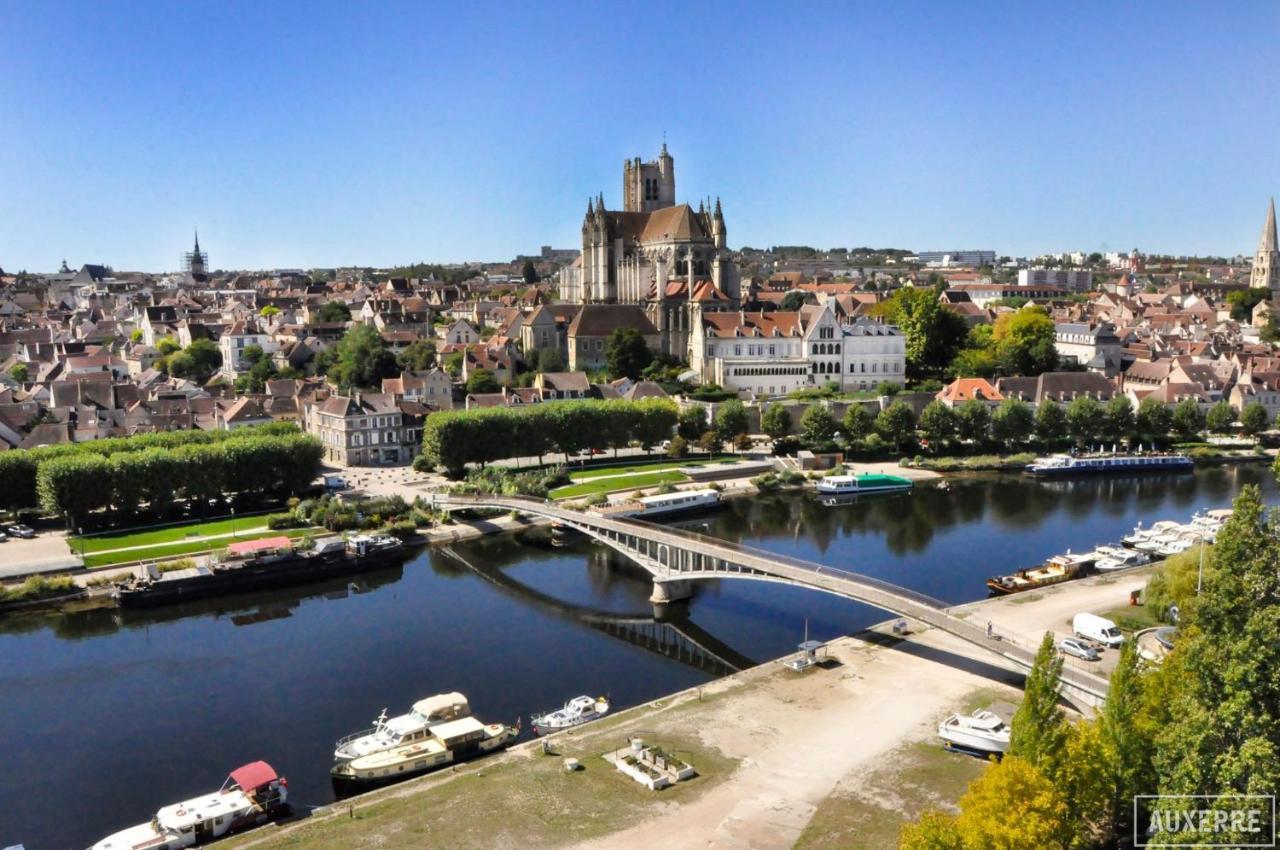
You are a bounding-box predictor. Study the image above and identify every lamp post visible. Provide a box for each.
[230,506,236,539]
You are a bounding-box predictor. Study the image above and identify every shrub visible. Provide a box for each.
[584,493,608,506]
[0,574,76,603]
[157,558,198,573]
[383,520,417,540]
[266,513,300,530]
[751,472,780,491]
[778,470,805,485]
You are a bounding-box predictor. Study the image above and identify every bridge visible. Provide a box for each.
[437,545,756,678]
[430,494,1111,711]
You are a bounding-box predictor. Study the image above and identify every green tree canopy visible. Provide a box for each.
[876,401,916,452]
[799,404,838,446]
[1240,401,1270,437]
[396,339,437,372]
[1204,400,1235,434]
[842,404,875,442]
[465,369,501,395]
[779,291,806,311]
[605,327,654,380]
[992,307,1058,376]
[156,337,180,356]
[1035,398,1068,445]
[329,325,398,391]
[677,406,708,441]
[713,400,749,443]
[1103,395,1134,444]
[315,301,352,323]
[1171,397,1205,440]
[991,398,1034,445]
[534,347,565,373]
[521,260,539,284]
[1135,397,1172,445]
[8,363,29,383]
[954,399,991,443]
[761,403,792,440]
[917,400,957,448]
[1065,396,1104,446]
[877,287,970,381]
[1009,631,1067,774]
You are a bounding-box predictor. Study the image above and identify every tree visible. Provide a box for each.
[1009,632,1067,774]
[8,363,28,383]
[677,406,708,442]
[875,401,916,452]
[605,327,654,380]
[1102,395,1134,445]
[167,339,222,384]
[990,399,1034,445]
[842,404,875,443]
[129,329,143,343]
[465,369,500,395]
[1241,401,1270,438]
[800,404,838,446]
[316,301,352,323]
[1035,399,1068,445]
[949,347,999,379]
[761,403,793,440]
[1226,287,1267,321]
[779,291,806,311]
[878,287,970,381]
[328,325,398,391]
[235,353,278,394]
[1099,640,1153,839]
[1065,396,1104,447]
[917,401,958,448]
[992,307,1058,376]
[534,347,565,373]
[397,339,437,372]
[1135,397,1172,445]
[521,260,539,284]
[955,399,991,444]
[1205,400,1236,435]
[1171,398,1205,440]
[713,400,749,444]
[443,351,464,378]
[259,304,281,319]
[666,435,688,459]
[899,757,1072,850]
[156,337,180,356]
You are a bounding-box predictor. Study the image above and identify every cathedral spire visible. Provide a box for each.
[1261,197,1277,253]
[587,197,594,216]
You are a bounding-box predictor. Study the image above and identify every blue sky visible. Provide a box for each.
[2,1,1278,272]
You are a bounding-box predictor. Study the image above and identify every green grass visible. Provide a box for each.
[567,455,735,481]
[72,513,275,554]
[1101,604,1161,633]
[550,470,689,500]
[82,528,317,569]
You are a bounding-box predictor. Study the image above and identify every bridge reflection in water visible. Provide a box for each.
[437,544,757,679]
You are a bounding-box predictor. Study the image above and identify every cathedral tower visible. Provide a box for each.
[184,230,208,281]
[1251,198,1280,295]
[622,143,676,212]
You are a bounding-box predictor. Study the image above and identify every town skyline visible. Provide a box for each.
[4,1,1280,270]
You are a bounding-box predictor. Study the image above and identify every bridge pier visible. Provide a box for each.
[649,579,693,605]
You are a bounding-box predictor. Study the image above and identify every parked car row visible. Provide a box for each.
[1058,612,1126,662]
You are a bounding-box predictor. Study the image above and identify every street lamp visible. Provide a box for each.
[230,506,236,539]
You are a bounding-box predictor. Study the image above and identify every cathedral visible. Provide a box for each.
[1251,198,1279,295]
[559,145,741,359]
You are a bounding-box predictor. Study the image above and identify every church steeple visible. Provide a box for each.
[184,228,208,280]
[1251,198,1280,295]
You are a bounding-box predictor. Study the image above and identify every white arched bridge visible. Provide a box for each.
[429,494,1111,710]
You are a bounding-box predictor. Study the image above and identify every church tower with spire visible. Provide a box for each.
[183,230,208,283]
[1251,199,1280,295]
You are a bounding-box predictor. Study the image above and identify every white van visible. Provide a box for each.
[1072,612,1124,648]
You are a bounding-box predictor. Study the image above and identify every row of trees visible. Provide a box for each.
[417,399,679,477]
[36,433,323,527]
[757,395,1271,457]
[0,422,304,513]
[901,484,1280,848]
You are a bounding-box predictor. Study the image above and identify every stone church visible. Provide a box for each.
[559,145,741,359]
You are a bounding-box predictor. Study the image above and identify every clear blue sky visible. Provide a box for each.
[3,1,1278,272]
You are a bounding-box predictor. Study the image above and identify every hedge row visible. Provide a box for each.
[419,399,678,477]
[0,422,301,513]
[34,434,324,525]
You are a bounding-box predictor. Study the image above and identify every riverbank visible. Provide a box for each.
[220,569,1142,850]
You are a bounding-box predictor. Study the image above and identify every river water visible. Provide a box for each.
[2,465,1274,848]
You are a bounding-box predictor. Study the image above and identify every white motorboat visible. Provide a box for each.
[89,762,288,849]
[1121,525,1149,546]
[1095,548,1150,571]
[333,692,470,763]
[331,715,519,793]
[938,710,1010,754]
[815,473,913,496]
[530,695,609,734]
[1157,538,1193,558]
[620,489,722,519]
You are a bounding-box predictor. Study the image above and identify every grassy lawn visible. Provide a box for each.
[82,528,317,569]
[550,470,688,500]
[1101,604,1162,633]
[567,455,736,481]
[72,513,274,554]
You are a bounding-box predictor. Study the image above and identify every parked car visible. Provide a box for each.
[1058,638,1100,661]
[7,524,34,539]
[1072,612,1125,648]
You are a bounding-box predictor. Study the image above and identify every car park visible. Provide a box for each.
[1058,637,1100,661]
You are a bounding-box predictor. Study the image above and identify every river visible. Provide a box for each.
[2,465,1274,848]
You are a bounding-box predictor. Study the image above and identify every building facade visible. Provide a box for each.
[1018,268,1093,292]
[1251,198,1280,295]
[309,393,409,466]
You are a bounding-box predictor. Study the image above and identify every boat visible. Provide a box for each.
[114,534,406,609]
[88,762,288,849]
[815,473,913,498]
[938,710,1010,754]
[986,559,1080,595]
[1123,520,1181,549]
[1024,452,1193,477]
[530,695,610,735]
[1046,549,1098,571]
[1157,538,1194,558]
[619,489,723,519]
[1095,548,1150,571]
[333,692,470,763]
[330,714,519,794]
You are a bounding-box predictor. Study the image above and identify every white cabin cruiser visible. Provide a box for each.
[333,692,469,763]
[89,762,288,849]
[530,695,609,735]
[938,710,1010,754]
[1095,548,1150,571]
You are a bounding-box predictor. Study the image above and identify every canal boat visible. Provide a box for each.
[1024,452,1193,477]
[986,559,1080,595]
[1045,549,1098,572]
[530,694,610,735]
[330,714,519,795]
[334,692,470,763]
[622,489,723,519]
[113,534,406,609]
[938,710,1010,754]
[814,473,913,498]
[88,762,288,850]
